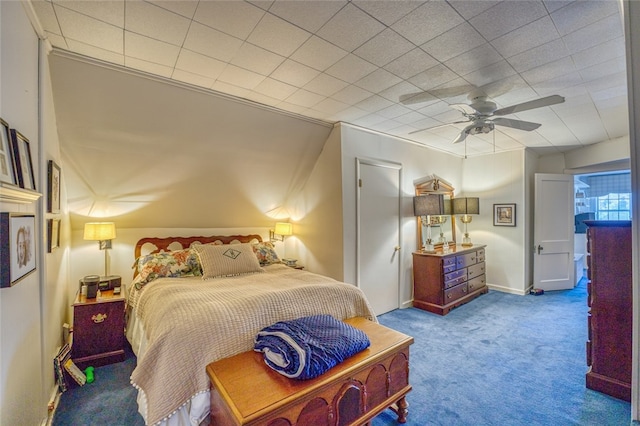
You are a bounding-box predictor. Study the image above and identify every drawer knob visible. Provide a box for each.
[92,313,108,323]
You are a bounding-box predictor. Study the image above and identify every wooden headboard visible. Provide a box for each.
[134,234,263,277]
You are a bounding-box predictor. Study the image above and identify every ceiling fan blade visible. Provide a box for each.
[452,123,477,144]
[409,120,470,135]
[493,95,565,116]
[400,92,436,105]
[450,103,477,115]
[492,117,541,131]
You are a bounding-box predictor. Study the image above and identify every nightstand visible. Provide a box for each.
[72,289,125,369]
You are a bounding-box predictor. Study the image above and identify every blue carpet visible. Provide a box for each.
[53,279,631,425]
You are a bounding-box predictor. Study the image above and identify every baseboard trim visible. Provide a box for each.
[486,283,529,296]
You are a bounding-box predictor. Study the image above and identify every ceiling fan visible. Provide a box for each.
[406,90,565,144]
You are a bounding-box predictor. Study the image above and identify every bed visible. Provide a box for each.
[125,234,377,426]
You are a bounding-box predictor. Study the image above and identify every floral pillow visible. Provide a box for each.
[252,241,281,266]
[135,248,201,288]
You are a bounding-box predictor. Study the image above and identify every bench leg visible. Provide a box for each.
[388,396,409,424]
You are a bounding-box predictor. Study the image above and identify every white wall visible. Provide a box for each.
[0,3,46,425]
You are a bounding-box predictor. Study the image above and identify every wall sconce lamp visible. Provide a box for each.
[84,222,116,276]
[269,222,293,242]
[413,194,444,253]
[453,197,480,247]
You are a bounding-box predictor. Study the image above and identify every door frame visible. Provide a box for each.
[355,157,403,310]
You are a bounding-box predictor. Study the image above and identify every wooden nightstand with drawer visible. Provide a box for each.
[72,289,126,369]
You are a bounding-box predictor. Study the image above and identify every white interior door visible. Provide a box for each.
[357,159,401,315]
[534,173,574,291]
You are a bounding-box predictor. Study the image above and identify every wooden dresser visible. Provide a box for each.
[207,317,413,426]
[412,245,487,315]
[584,220,632,401]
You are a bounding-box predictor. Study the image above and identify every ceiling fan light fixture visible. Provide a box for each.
[468,122,494,135]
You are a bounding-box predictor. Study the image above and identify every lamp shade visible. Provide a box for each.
[274,222,293,236]
[83,222,116,241]
[413,194,444,216]
[453,197,480,215]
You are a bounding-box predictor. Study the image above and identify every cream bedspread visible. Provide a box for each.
[128,264,376,425]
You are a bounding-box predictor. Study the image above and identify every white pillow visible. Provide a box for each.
[194,243,263,279]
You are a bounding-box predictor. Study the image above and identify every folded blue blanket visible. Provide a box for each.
[254,315,371,380]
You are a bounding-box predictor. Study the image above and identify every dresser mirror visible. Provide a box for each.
[414,175,456,251]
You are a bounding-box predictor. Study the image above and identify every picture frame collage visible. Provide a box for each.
[0,118,36,191]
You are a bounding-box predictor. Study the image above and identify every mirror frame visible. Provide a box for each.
[414,174,457,251]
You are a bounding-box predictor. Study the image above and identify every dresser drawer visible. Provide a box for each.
[443,257,457,269]
[467,262,485,280]
[476,248,485,263]
[73,300,124,359]
[444,269,466,288]
[444,283,468,303]
[467,275,486,292]
[456,252,477,269]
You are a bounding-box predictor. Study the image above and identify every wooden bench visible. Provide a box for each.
[206,317,414,426]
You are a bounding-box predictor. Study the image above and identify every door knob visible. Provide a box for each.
[394,246,401,251]
[537,245,544,255]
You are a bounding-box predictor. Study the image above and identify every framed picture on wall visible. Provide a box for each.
[10,129,36,191]
[47,218,61,253]
[0,213,37,287]
[493,203,516,227]
[0,118,16,185]
[48,160,61,213]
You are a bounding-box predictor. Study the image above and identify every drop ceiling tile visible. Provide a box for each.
[409,64,460,92]
[331,85,374,105]
[355,68,402,93]
[125,1,191,46]
[254,78,298,101]
[421,23,486,63]
[55,6,124,53]
[171,69,215,89]
[571,38,625,70]
[183,22,243,63]
[335,106,374,123]
[351,112,389,127]
[230,43,285,76]
[550,0,620,36]
[32,1,62,35]
[290,36,348,72]
[65,38,124,65]
[124,56,173,78]
[352,0,423,26]
[125,32,179,67]
[276,101,311,116]
[463,60,517,88]
[53,0,124,27]
[392,1,464,45]
[193,1,264,39]
[447,1,500,21]
[378,81,424,103]
[217,64,266,90]
[311,97,350,115]
[414,100,453,117]
[469,1,547,41]
[271,60,320,87]
[491,16,559,59]
[394,110,429,125]
[244,91,280,108]
[175,49,226,80]
[325,54,377,84]
[521,56,578,86]
[562,14,623,55]
[353,29,414,67]
[268,1,346,33]
[316,3,385,52]
[211,80,250,99]
[579,58,626,84]
[354,95,395,113]
[247,13,311,57]
[303,73,349,97]
[376,103,414,120]
[46,32,69,50]
[285,89,325,108]
[543,1,570,14]
[384,48,439,80]
[506,38,569,74]
[147,1,199,19]
[444,43,503,77]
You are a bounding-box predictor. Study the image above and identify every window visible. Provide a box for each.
[596,193,631,220]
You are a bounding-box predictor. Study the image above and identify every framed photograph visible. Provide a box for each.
[0,213,37,287]
[494,203,516,227]
[10,129,36,190]
[47,218,61,253]
[0,118,16,185]
[48,160,61,213]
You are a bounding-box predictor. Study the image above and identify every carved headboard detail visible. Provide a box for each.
[133,234,263,278]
